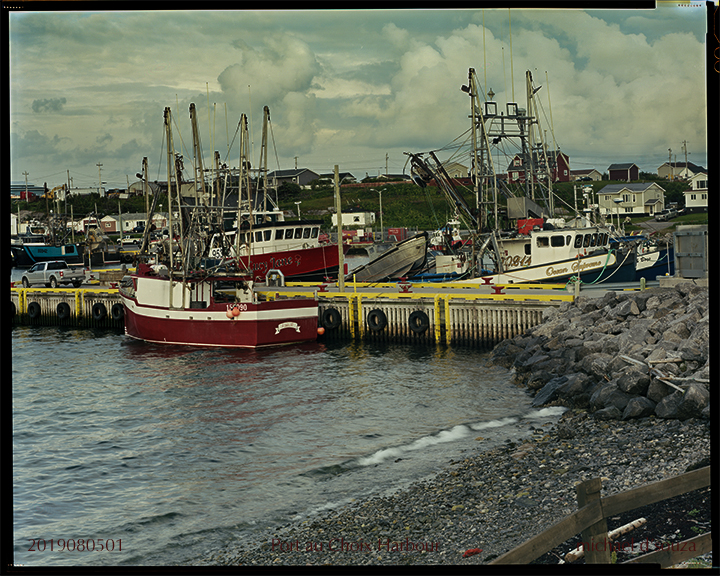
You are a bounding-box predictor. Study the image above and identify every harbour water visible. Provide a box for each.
[11,262,566,568]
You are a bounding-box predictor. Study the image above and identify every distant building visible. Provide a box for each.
[657,161,706,181]
[267,168,320,188]
[507,150,570,183]
[607,163,639,182]
[442,162,469,179]
[597,182,665,217]
[683,173,708,212]
[331,211,376,228]
[570,169,602,182]
[318,172,356,185]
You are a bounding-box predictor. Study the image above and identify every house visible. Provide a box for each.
[597,182,665,217]
[507,150,570,183]
[657,161,707,181]
[267,168,320,188]
[607,163,639,182]
[442,162,469,179]
[570,169,603,182]
[318,172,356,185]
[683,173,708,212]
[331,211,376,228]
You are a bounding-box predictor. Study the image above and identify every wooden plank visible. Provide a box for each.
[623,533,712,568]
[489,500,604,564]
[601,467,710,518]
[576,478,611,563]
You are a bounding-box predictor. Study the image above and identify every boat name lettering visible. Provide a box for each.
[572,259,604,273]
[227,304,248,312]
[275,322,301,335]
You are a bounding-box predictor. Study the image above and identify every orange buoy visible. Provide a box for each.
[317,326,325,336]
[226,309,234,318]
[232,306,240,317]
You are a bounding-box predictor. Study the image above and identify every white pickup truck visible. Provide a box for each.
[21,261,87,288]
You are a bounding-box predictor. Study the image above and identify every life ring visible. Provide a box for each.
[111,303,124,321]
[27,302,42,319]
[92,302,107,322]
[57,302,71,320]
[408,310,430,334]
[366,308,387,332]
[321,307,341,330]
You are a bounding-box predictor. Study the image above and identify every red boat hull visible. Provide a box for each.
[122,298,318,348]
[119,270,318,348]
[241,244,344,282]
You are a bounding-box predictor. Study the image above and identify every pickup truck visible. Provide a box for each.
[21,261,87,288]
[655,208,677,222]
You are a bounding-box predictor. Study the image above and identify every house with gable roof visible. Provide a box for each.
[597,182,665,217]
[607,163,639,182]
[684,173,708,212]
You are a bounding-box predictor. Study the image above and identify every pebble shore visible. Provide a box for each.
[201,282,712,567]
[204,410,710,566]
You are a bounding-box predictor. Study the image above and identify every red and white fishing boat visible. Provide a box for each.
[119,263,318,348]
[119,105,320,348]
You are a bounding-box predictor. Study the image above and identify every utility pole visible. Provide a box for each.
[682,140,689,176]
[668,149,673,181]
[334,165,345,292]
[96,162,103,196]
[385,153,389,176]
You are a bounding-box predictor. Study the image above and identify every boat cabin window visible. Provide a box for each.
[574,235,584,249]
[294,228,303,239]
[590,233,598,247]
[536,237,549,248]
[583,234,592,247]
[566,235,571,246]
[311,227,319,238]
[525,243,531,255]
[255,231,263,243]
[275,229,284,241]
[550,235,564,247]
[264,230,271,242]
[284,228,294,240]
[303,228,311,239]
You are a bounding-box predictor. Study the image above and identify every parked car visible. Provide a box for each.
[21,261,86,288]
[132,225,145,233]
[655,208,678,222]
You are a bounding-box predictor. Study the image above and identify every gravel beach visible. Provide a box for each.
[201,283,712,567]
[203,409,711,566]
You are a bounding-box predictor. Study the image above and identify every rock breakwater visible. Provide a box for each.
[490,283,710,421]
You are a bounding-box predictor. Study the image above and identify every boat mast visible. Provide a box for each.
[237,113,253,266]
[259,106,270,214]
[164,108,176,288]
[189,103,207,207]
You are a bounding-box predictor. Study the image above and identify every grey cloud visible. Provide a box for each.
[31,97,67,113]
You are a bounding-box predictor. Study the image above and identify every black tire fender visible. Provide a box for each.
[92,302,107,322]
[27,302,42,319]
[57,302,71,320]
[367,308,387,332]
[408,310,430,334]
[111,303,124,321]
[321,307,341,330]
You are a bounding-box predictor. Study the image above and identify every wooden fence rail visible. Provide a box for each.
[490,466,711,566]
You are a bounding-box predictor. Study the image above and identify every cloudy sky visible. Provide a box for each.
[9,5,710,191]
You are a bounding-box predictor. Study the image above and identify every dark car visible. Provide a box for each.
[132,225,145,233]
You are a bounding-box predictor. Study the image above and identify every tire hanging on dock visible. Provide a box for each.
[408,310,430,334]
[111,303,124,321]
[366,309,387,332]
[57,302,71,320]
[321,307,341,330]
[92,302,107,322]
[27,302,41,319]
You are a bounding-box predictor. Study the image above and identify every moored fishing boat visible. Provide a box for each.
[119,263,318,348]
[119,105,319,348]
[346,232,428,282]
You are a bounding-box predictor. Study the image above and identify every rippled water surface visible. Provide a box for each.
[13,315,563,567]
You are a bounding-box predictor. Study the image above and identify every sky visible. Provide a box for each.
[7,5,711,192]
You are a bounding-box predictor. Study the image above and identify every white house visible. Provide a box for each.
[684,173,708,212]
[657,161,706,181]
[597,183,665,217]
[331,211,376,228]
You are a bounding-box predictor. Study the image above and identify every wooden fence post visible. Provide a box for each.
[575,478,611,563]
